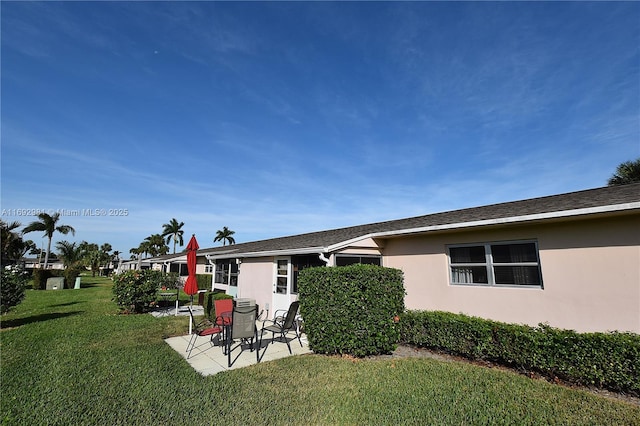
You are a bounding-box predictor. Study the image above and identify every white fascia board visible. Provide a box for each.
[329,202,640,250]
[163,255,187,263]
[205,246,327,260]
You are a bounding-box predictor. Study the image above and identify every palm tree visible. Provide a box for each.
[214,226,236,246]
[129,246,143,269]
[55,240,84,269]
[1,220,22,265]
[144,234,169,257]
[23,213,75,269]
[112,250,121,271]
[162,218,185,254]
[100,243,112,274]
[608,158,640,185]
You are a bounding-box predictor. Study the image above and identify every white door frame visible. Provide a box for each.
[272,257,292,319]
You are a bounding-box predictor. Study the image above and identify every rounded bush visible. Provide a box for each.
[112,270,166,313]
[1,266,28,313]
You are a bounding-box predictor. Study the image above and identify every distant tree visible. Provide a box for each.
[22,213,75,269]
[55,240,84,269]
[79,241,100,276]
[1,220,22,265]
[608,158,640,186]
[214,226,236,246]
[100,243,113,274]
[1,266,28,314]
[162,218,185,254]
[144,234,169,257]
[20,240,37,260]
[1,220,36,265]
[129,246,143,268]
[112,250,121,270]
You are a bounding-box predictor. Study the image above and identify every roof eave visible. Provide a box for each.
[369,202,640,240]
[204,246,327,260]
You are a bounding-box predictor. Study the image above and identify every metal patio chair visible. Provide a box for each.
[259,300,302,355]
[186,306,224,359]
[225,303,259,367]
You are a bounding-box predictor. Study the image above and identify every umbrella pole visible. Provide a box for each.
[188,294,194,335]
[175,288,179,317]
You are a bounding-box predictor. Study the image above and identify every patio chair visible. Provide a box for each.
[259,300,302,355]
[226,303,259,367]
[186,306,223,359]
[213,298,233,326]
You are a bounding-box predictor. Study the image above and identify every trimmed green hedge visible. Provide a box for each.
[298,264,405,357]
[195,274,211,290]
[202,291,233,320]
[31,268,85,289]
[399,310,640,396]
[32,269,62,290]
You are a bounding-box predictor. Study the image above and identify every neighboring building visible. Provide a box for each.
[151,184,640,333]
[22,257,64,270]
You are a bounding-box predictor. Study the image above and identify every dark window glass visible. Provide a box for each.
[449,246,486,263]
[179,264,189,276]
[451,266,489,284]
[491,243,538,263]
[494,266,541,285]
[276,276,287,294]
[336,257,359,266]
[336,256,382,267]
[291,255,326,294]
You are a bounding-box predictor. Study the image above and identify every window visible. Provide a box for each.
[448,241,542,288]
[169,263,189,276]
[291,254,327,294]
[204,264,213,273]
[275,259,288,294]
[214,259,238,287]
[335,255,382,267]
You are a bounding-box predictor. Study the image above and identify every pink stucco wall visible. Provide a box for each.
[382,214,640,333]
[235,257,274,314]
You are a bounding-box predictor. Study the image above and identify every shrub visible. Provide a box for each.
[1,266,28,313]
[31,269,64,290]
[202,291,233,320]
[157,272,181,290]
[195,274,211,290]
[298,264,405,357]
[112,270,169,313]
[63,267,85,289]
[399,310,640,396]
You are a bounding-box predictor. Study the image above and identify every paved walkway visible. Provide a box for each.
[164,319,312,376]
[150,304,203,318]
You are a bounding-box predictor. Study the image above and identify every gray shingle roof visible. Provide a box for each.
[200,183,640,258]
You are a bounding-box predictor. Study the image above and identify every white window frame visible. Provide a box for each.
[214,259,238,287]
[447,240,543,289]
[335,255,382,267]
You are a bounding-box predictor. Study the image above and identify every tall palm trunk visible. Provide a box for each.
[44,236,53,269]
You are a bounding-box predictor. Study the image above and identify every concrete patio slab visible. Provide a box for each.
[165,328,312,376]
[150,305,202,318]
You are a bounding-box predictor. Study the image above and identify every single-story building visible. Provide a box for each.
[146,184,640,333]
[203,184,639,333]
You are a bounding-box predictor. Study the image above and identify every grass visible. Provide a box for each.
[1,275,639,425]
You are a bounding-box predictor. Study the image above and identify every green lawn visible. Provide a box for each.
[1,276,638,425]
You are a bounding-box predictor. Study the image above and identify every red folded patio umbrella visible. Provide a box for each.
[184,234,200,296]
[184,235,200,335]
[184,234,200,300]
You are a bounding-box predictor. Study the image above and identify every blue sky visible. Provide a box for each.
[2,2,639,257]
